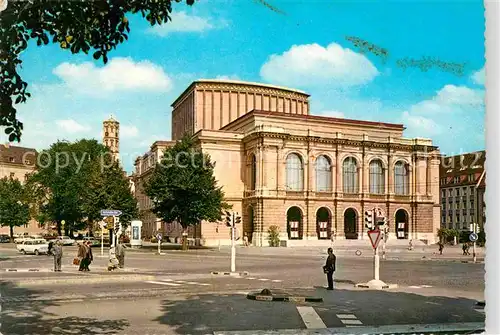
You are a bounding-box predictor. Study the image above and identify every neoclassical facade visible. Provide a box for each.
[134,79,441,246]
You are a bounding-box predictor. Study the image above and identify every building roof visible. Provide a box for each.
[439,150,485,187]
[104,114,119,123]
[171,79,310,107]
[221,109,406,131]
[0,144,37,166]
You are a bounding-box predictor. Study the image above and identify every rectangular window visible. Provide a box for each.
[441,190,446,198]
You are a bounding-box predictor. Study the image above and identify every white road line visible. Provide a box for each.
[409,285,421,288]
[145,281,181,286]
[341,319,363,325]
[421,285,433,288]
[184,281,211,286]
[247,277,256,280]
[271,280,282,282]
[296,306,327,329]
[336,314,357,319]
[258,278,269,281]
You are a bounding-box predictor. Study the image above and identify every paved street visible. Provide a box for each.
[0,244,485,334]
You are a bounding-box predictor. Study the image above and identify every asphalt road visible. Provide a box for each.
[0,244,485,335]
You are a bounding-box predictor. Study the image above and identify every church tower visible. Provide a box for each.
[103,115,120,162]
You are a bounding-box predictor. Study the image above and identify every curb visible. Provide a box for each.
[246,292,323,303]
[355,283,398,289]
[211,271,249,276]
[8,274,156,286]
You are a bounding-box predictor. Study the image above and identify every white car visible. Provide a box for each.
[56,236,75,246]
[16,239,49,255]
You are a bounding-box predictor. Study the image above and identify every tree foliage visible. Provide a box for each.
[0,177,31,239]
[144,135,229,231]
[0,0,195,142]
[28,139,137,235]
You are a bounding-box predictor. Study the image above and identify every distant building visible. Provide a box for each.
[439,151,486,232]
[132,141,186,239]
[0,144,43,235]
[103,115,120,162]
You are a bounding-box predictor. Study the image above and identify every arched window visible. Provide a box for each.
[369,159,385,194]
[250,154,257,190]
[394,161,409,195]
[286,153,304,191]
[342,157,358,193]
[316,155,332,192]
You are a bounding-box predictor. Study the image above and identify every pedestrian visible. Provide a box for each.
[77,241,87,271]
[323,247,336,290]
[84,241,93,271]
[116,236,126,268]
[243,233,249,247]
[438,241,444,255]
[48,240,54,256]
[408,239,413,251]
[53,240,63,272]
[462,243,468,255]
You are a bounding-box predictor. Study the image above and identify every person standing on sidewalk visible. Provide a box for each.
[323,247,336,290]
[116,237,126,268]
[77,241,87,271]
[53,240,63,272]
[84,241,93,271]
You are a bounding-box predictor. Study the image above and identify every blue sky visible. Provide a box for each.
[2,0,485,172]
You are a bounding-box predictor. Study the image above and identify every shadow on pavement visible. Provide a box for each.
[0,281,129,335]
[154,288,484,334]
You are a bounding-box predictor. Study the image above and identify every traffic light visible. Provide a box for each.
[377,216,386,226]
[113,216,120,233]
[364,210,373,230]
[225,211,232,227]
[234,213,241,226]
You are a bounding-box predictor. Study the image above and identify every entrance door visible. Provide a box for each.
[344,208,358,239]
[287,207,303,240]
[316,207,331,240]
[395,209,409,239]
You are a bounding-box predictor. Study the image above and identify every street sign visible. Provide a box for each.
[469,232,479,242]
[100,209,122,217]
[156,233,162,241]
[367,229,382,249]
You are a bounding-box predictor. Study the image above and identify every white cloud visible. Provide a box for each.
[401,111,441,135]
[120,125,139,138]
[53,57,172,95]
[401,84,484,139]
[471,67,485,85]
[407,85,484,117]
[259,42,379,88]
[215,74,240,81]
[56,119,91,133]
[321,110,345,118]
[148,11,227,37]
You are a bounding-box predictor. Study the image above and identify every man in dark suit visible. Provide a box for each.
[324,247,336,290]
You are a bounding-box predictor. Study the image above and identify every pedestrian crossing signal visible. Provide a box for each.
[364,210,373,230]
[234,214,241,225]
[225,211,232,227]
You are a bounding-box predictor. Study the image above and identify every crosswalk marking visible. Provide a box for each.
[297,306,327,329]
[258,278,269,281]
[409,285,433,289]
[271,279,282,282]
[337,313,363,327]
[145,281,181,286]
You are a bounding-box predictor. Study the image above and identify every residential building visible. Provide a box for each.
[0,144,42,235]
[134,79,441,246]
[439,151,486,232]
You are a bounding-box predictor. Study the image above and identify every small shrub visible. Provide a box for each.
[267,225,280,247]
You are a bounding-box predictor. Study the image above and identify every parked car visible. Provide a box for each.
[14,234,33,244]
[16,239,49,255]
[82,237,100,246]
[56,236,75,246]
[0,234,10,243]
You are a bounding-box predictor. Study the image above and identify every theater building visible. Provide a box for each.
[133,79,441,246]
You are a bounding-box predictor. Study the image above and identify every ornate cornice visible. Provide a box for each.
[242,131,435,153]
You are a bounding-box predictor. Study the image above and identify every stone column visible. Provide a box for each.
[336,148,341,194]
[388,154,394,195]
